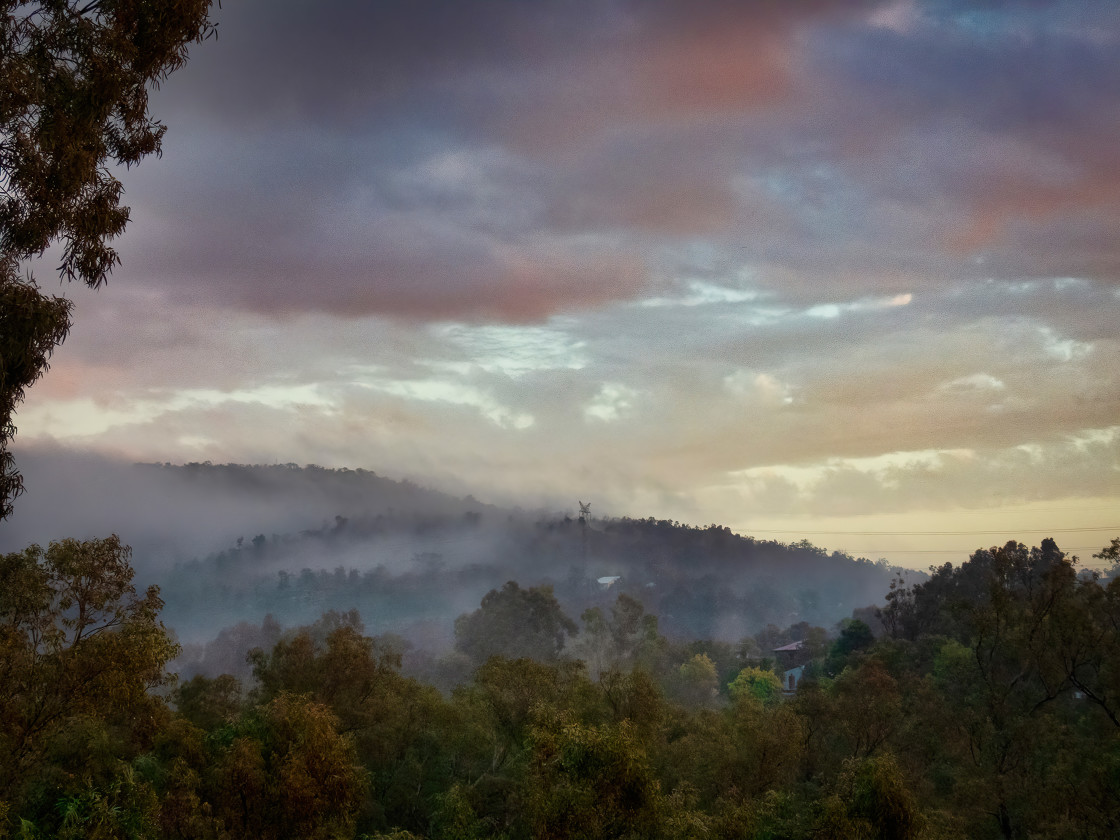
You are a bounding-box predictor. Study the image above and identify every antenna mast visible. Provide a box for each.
[578,500,591,568]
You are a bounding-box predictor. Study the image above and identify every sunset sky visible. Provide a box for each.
[15,0,1120,568]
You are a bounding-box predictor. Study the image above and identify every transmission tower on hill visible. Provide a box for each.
[578,500,591,568]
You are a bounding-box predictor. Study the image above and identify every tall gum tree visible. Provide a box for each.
[0,0,217,519]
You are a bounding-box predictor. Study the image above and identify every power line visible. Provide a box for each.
[743,526,1119,537]
[853,546,1106,555]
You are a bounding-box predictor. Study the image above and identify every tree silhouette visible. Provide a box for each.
[0,0,216,519]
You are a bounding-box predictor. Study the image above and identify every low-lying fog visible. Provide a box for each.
[3,450,912,680]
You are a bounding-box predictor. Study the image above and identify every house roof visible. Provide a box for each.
[773,641,805,652]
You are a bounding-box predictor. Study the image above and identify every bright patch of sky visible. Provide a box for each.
[1067,426,1119,450]
[867,0,919,34]
[18,384,333,438]
[1038,327,1092,362]
[388,146,540,227]
[584,383,638,423]
[724,371,796,406]
[355,376,534,430]
[432,322,588,376]
[639,279,762,309]
[936,373,1006,392]
[804,293,913,320]
[729,447,976,494]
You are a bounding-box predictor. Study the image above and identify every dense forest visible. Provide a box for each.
[3,526,1119,838]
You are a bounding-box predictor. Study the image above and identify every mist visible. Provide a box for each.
[1,450,914,681]
[0,446,498,564]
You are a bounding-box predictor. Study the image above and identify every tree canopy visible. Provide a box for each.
[3,534,1120,837]
[0,0,217,520]
[454,581,579,665]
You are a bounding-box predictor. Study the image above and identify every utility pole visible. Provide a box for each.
[578,500,591,569]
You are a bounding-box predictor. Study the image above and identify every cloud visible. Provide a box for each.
[724,427,1120,518]
[98,0,1120,327]
[12,0,1119,550]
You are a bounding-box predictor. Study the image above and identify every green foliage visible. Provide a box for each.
[52,765,161,840]
[825,618,875,675]
[525,709,663,840]
[727,666,783,706]
[833,752,921,840]
[0,0,215,519]
[7,535,1120,839]
[0,536,177,803]
[1,0,217,287]
[671,653,719,708]
[454,581,578,664]
[209,693,366,840]
[0,273,71,520]
[597,667,663,733]
[173,674,242,732]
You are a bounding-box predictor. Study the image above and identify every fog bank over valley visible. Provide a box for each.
[1,453,917,673]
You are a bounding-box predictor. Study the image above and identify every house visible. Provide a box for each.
[782,665,805,696]
[773,640,807,669]
[773,640,810,696]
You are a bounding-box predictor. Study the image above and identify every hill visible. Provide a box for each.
[128,463,917,649]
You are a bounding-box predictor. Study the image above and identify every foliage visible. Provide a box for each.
[0,0,216,519]
[454,581,579,665]
[0,536,177,805]
[576,593,664,679]
[0,272,71,519]
[727,665,782,706]
[672,653,719,708]
[6,535,1120,838]
[824,617,875,675]
[1,0,217,287]
[525,709,663,840]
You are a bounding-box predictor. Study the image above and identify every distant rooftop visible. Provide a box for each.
[773,641,805,652]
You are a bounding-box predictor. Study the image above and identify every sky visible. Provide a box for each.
[13,0,1120,569]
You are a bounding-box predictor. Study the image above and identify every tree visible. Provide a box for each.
[525,710,664,840]
[0,0,217,520]
[876,539,1118,837]
[0,535,178,813]
[246,619,454,835]
[0,276,70,518]
[824,618,875,676]
[817,753,921,840]
[210,693,366,840]
[727,666,782,706]
[173,673,242,732]
[1095,537,1120,581]
[673,653,719,708]
[454,581,579,664]
[575,593,664,679]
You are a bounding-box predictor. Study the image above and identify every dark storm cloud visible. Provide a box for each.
[106,0,1120,324]
[169,0,879,129]
[799,4,1120,272]
[118,0,895,321]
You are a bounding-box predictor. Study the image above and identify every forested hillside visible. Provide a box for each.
[2,534,1118,838]
[93,464,912,654]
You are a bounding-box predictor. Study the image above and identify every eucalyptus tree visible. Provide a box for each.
[0,0,216,518]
